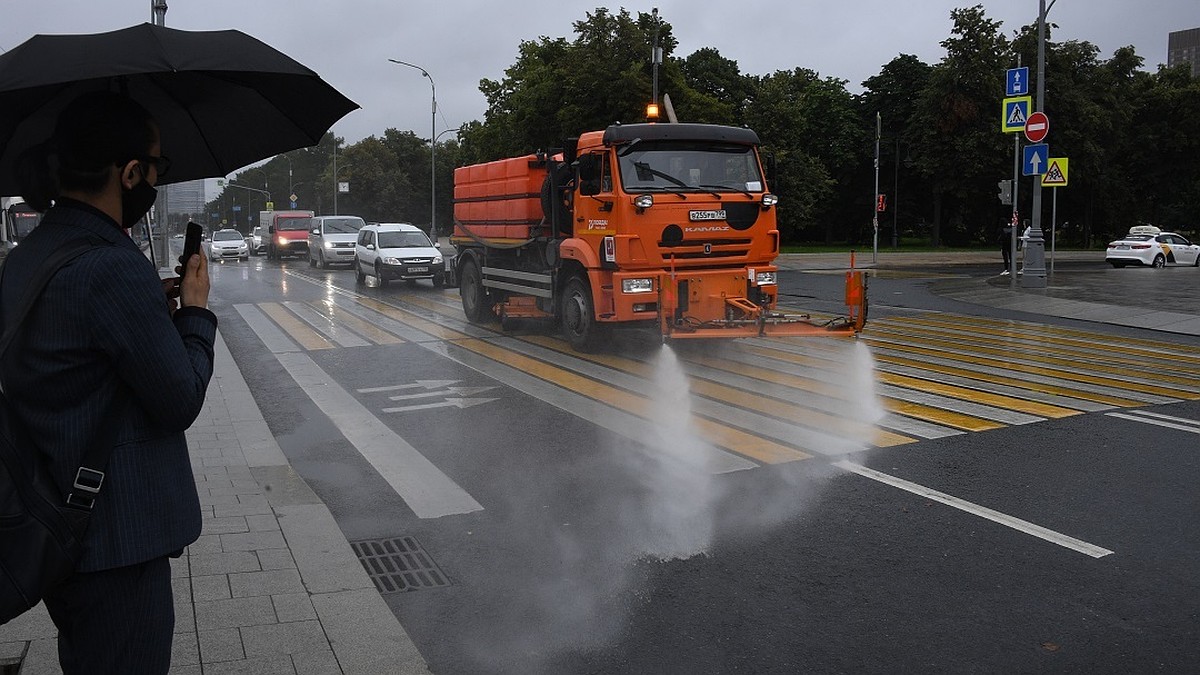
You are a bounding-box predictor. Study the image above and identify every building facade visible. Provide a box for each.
[1168,27,1200,76]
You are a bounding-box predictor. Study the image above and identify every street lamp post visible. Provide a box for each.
[1021,0,1056,289]
[388,59,437,243]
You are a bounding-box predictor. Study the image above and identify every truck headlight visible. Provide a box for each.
[277,236,287,246]
[755,271,777,286]
[622,278,655,294]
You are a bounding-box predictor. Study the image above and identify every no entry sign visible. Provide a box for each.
[1024,111,1049,143]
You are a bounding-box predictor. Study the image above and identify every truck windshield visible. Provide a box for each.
[616,141,763,193]
[278,217,311,231]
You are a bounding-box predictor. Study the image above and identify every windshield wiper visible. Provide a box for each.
[632,161,690,190]
[699,183,752,199]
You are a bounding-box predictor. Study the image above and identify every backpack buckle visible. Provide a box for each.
[66,467,105,510]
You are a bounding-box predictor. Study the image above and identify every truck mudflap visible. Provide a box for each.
[661,269,868,340]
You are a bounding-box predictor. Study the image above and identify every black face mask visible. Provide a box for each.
[121,176,157,229]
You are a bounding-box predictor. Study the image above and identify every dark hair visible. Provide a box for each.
[17,91,157,211]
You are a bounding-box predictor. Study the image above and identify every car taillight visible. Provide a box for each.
[1131,244,1151,249]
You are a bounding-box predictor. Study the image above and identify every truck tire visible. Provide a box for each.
[460,258,496,323]
[561,275,602,352]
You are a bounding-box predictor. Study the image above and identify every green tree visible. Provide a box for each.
[908,4,1011,246]
[858,54,934,244]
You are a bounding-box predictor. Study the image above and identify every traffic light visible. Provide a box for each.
[876,194,886,212]
[997,179,1013,205]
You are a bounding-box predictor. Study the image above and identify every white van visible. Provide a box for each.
[308,215,365,268]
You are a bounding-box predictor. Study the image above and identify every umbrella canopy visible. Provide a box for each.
[0,23,358,193]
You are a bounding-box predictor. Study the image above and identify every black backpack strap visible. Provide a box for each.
[0,241,97,363]
[0,240,123,511]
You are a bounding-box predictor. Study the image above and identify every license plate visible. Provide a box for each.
[407,266,428,273]
[689,210,726,221]
[1116,245,1129,250]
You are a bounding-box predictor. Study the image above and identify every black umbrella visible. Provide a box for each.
[0,22,358,193]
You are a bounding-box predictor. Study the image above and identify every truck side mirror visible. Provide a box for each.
[764,153,778,187]
[268,225,275,234]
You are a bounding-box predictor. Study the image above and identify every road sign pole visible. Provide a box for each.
[1050,187,1057,275]
[1021,0,1049,289]
[1011,132,1019,285]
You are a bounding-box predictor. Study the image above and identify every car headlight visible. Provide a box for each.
[755,271,777,286]
[324,241,335,249]
[382,257,401,265]
[622,278,655,294]
[433,256,443,265]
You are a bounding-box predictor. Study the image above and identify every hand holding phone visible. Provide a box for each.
[178,222,203,279]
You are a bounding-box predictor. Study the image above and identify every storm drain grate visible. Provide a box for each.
[350,535,451,593]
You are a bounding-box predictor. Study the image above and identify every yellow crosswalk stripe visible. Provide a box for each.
[257,302,336,350]
[871,353,1144,407]
[520,334,914,449]
[862,335,1199,399]
[453,337,811,464]
[307,300,404,345]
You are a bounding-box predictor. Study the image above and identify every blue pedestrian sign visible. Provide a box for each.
[1023,143,1049,176]
[1006,67,1029,96]
[1002,96,1031,133]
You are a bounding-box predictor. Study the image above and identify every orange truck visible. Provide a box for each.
[451,122,867,350]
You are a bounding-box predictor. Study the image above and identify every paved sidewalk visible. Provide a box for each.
[0,333,430,675]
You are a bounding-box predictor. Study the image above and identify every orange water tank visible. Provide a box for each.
[454,155,549,240]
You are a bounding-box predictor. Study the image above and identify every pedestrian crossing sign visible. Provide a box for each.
[1041,157,1069,187]
[1002,96,1032,133]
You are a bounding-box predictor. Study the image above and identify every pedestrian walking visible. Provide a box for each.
[1018,219,1031,275]
[0,91,215,674]
[999,221,1014,275]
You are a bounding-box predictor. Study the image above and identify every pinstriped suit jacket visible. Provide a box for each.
[0,201,216,572]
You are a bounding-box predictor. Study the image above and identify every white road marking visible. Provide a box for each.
[1105,410,1200,435]
[235,303,484,518]
[357,380,460,394]
[833,460,1114,559]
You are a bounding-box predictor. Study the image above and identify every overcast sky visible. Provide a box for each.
[3,1,1196,159]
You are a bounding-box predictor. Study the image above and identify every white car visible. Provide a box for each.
[247,226,266,256]
[208,228,249,261]
[1106,225,1200,268]
[354,223,444,287]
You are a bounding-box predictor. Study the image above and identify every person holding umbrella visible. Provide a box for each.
[0,91,214,673]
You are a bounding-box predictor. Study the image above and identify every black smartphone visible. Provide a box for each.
[179,222,202,279]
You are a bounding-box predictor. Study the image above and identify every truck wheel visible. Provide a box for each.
[561,275,602,352]
[460,258,496,323]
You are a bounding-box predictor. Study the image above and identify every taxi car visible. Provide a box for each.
[1105,226,1199,268]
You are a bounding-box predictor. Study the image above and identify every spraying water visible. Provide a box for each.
[465,337,885,673]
